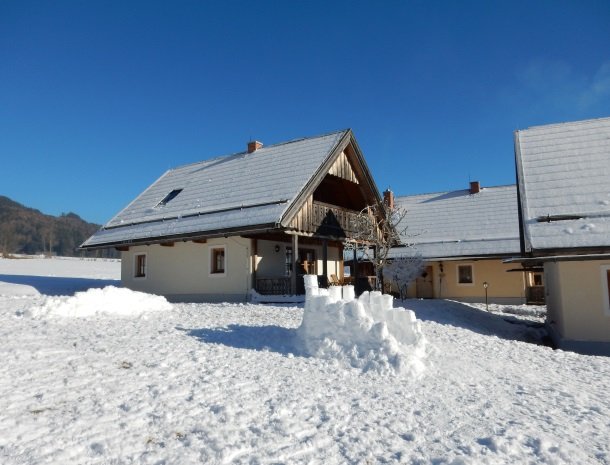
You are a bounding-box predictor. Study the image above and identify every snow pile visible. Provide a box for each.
[296,275,426,376]
[31,286,172,318]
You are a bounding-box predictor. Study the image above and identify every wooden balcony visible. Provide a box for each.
[309,201,361,238]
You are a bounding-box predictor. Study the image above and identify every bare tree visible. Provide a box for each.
[344,190,413,291]
[383,254,425,299]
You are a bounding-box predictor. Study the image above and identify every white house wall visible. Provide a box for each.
[121,237,252,302]
[405,259,526,304]
[545,260,610,353]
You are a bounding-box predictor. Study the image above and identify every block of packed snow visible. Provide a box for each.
[297,287,427,376]
[303,274,318,289]
[328,285,342,302]
[342,285,355,301]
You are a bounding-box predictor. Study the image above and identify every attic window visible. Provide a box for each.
[156,189,183,207]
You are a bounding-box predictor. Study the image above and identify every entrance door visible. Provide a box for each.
[416,266,434,298]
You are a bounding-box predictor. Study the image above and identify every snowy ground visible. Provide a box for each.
[1,257,609,464]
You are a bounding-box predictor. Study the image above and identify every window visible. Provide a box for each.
[300,249,316,275]
[285,247,293,276]
[532,273,543,287]
[156,189,183,207]
[457,264,473,285]
[210,246,226,275]
[134,254,146,278]
[285,247,316,275]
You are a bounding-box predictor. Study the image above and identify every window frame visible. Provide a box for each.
[209,245,227,277]
[456,263,474,286]
[155,188,183,208]
[134,253,147,279]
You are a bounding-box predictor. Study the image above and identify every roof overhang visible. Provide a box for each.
[79,223,279,251]
[504,253,610,264]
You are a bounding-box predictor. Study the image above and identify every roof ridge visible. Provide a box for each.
[163,129,350,172]
[396,183,516,200]
[518,116,610,132]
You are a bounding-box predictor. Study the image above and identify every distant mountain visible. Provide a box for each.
[0,196,118,258]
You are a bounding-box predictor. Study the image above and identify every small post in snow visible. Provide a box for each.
[483,281,489,311]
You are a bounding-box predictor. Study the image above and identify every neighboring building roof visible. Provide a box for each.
[390,184,520,259]
[82,130,350,248]
[515,117,610,253]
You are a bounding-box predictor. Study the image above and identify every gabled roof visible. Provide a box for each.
[389,185,520,259]
[515,117,610,253]
[82,129,362,249]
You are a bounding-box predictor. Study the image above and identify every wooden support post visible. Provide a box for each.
[339,243,344,282]
[251,238,258,291]
[291,234,298,295]
[353,247,358,295]
[322,239,328,288]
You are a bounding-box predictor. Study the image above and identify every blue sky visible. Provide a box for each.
[1,1,609,225]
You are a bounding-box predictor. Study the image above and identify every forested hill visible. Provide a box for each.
[0,196,117,258]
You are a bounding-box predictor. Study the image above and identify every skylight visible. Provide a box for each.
[156,189,183,207]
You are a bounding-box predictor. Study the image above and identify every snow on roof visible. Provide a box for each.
[83,130,348,247]
[390,185,520,259]
[515,117,610,252]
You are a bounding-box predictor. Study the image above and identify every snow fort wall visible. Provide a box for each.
[297,277,427,376]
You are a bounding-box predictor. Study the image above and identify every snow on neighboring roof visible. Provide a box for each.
[82,130,348,248]
[515,117,610,252]
[389,185,520,259]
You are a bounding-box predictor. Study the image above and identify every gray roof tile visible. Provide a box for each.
[390,185,520,259]
[83,130,348,247]
[515,117,610,251]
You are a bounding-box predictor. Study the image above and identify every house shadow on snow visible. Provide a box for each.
[402,299,551,347]
[0,274,119,296]
[179,324,300,356]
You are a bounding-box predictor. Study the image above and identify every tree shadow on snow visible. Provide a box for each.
[402,299,551,347]
[0,274,119,296]
[180,325,300,355]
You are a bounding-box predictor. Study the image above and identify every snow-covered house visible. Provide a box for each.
[81,130,383,302]
[389,183,538,304]
[514,117,610,354]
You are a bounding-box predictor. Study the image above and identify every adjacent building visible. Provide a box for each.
[514,116,610,354]
[389,183,538,304]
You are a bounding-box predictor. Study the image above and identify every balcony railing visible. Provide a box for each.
[311,201,361,238]
[256,277,291,295]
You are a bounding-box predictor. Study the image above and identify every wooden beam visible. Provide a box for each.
[115,246,129,252]
[291,234,298,295]
[160,242,174,247]
[251,238,258,290]
[322,239,328,288]
[339,243,344,282]
[192,239,207,244]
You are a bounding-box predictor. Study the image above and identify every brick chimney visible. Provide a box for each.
[383,188,394,209]
[469,181,480,194]
[247,140,263,153]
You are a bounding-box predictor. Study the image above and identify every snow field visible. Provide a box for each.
[1,258,610,464]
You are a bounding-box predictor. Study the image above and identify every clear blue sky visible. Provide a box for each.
[2,0,609,225]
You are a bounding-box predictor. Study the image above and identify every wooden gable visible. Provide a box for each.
[283,131,382,239]
[328,151,359,184]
